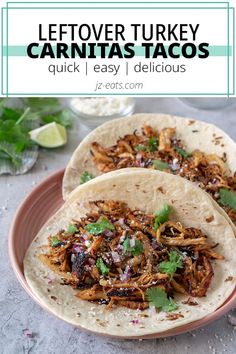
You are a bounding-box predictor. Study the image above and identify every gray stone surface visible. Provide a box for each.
[0,98,236,354]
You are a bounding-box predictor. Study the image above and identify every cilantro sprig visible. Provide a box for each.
[0,99,74,169]
[80,171,94,184]
[96,258,110,276]
[148,137,159,152]
[219,188,236,210]
[153,204,171,231]
[123,238,144,256]
[159,251,183,279]
[134,144,147,152]
[51,236,61,247]
[152,160,170,171]
[174,147,191,158]
[85,217,114,235]
[67,224,78,234]
[146,287,178,312]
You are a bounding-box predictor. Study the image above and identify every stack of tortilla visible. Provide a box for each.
[24,114,236,337]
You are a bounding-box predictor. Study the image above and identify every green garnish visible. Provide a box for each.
[146,287,178,312]
[159,251,183,279]
[174,147,191,158]
[0,100,73,169]
[219,188,236,210]
[153,204,171,231]
[96,258,110,275]
[0,107,37,166]
[134,144,147,152]
[85,216,114,235]
[80,171,94,184]
[42,109,73,128]
[152,160,170,171]
[67,224,78,233]
[23,98,61,113]
[123,238,144,256]
[148,137,159,152]
[51,236,61,247]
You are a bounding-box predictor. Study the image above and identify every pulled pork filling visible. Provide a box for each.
[90,125,236,224]
[40,200,223,311]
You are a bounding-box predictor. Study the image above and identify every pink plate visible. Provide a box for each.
[8,169,236,339]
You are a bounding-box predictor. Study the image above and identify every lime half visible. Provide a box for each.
[29,122,67,148]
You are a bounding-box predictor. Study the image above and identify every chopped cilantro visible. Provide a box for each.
[123,238,144,256]
[85,216,114,235]
[51,236,61,247]
[148,137,159,152]
[219,188,236,210]
[174,147,191,158]
[159,251,183,279]
[42,109,73,128]
[96,258,110,275]
[152,160,170,171]
[80,171,94,184]
[67,224,78,233]
[146,287,178,312]
[153,204,171,231]
[134,144,147,152]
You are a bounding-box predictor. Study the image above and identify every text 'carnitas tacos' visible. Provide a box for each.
[62,114,236,228]
[24,169,236,337]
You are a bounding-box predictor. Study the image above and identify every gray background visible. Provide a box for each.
[0,98,236,354]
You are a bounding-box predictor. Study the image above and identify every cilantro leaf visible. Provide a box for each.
[123,238,144,256]
[153,204,171,231]
[134,144,147,152]
[219,188,236,210]
[96,258,110,275]
[152,160,170,171]
[42,109,73,128]
[85,217,114,235]
[146,287,178,312]
[148,137,159,152]
[174,147,191,158]
[51,236,61,247]
[23,98,61,113]
[159,251,183,279]
[80,171,94,184]
[67,224,78,233]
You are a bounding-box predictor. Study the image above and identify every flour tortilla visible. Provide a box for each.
[62,114,236,231]
[24,169,236,337]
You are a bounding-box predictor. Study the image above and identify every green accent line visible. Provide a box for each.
[227,3,229,96]
[5,93,233,96]
[4,7,229,9]
[1,8,3,95]
[6,6,8,96]
[233,8,235,94]
[7,2,230,3]
[2,45,232,57]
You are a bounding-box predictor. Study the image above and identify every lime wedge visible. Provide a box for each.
[29,122,67,148]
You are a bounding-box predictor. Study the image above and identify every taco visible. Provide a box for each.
[62,114,236,227]
[24,169,236,337]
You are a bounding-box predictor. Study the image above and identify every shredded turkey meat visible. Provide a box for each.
[89,125,236,224]
[40,200,223,310]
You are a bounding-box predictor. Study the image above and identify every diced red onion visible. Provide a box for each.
[136,153,142,160]
[117,218,125,225]
[120,265,131,281]
[130,238,135,248]
[116,244,123,253]
[104,230,113,237]
[73,244,83,253]
[130,319,139,324]
[111,251,121,263]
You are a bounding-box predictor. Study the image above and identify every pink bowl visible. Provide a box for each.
[8,169,236,339]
